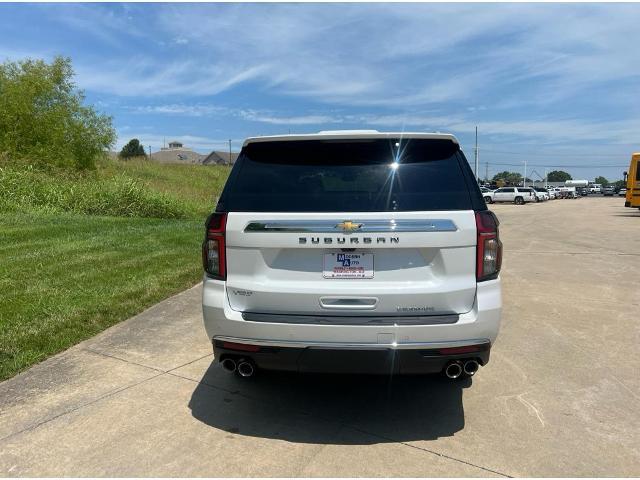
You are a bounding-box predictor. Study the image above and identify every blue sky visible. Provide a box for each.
[1,2,639,181]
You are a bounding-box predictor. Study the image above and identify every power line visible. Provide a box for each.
[478,149,631,158]
[487,161,626,168]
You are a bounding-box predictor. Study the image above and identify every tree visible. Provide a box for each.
[492,171,523,185]
[0,56,115,169]
[547,170,572,182]
[594,176,609,186]
[119,138,146,159]
[613,179,626,190]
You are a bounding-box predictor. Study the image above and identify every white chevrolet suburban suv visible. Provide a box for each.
[202,131,502,379]
[484,187,535,205]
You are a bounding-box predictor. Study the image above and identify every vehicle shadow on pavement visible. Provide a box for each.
[188,361,470,444]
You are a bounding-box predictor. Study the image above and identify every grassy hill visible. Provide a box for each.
[97,157,230,218]
[0,157,231,380]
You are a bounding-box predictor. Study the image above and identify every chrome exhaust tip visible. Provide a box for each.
[237,360,256,378]
[463,359,480,376]
[444,361,463,379]
[221,358,237,373]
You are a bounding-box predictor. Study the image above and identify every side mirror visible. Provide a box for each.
[623,171,628,182]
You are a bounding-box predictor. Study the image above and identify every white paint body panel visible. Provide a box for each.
[203,210,502,349]
[242,131,459,148]
[202,277,501,348]
[224,211,478,316]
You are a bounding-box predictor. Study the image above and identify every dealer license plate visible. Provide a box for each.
[323,253,373,279]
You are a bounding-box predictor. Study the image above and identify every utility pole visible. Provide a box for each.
[474,126,479,183]
[523,160,527,187]
[544,168,548,188]
[228,139,232,166]
[148,145,151,158]
[485,162,489,183]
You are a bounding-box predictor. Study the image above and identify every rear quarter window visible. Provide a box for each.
[218,138,483,212]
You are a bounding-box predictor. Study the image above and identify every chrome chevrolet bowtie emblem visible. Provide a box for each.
[335,221,363,232]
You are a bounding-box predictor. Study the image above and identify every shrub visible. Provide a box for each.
[0,56,115,169]
[119,139,147,159]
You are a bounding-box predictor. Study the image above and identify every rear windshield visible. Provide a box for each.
[218,138,475,212]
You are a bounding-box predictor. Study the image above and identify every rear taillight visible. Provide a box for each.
[475,210,502,282]
[202,212,227,280]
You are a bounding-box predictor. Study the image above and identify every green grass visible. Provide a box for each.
[1,158,230,219]
[0,158,231,380]
[0,213,203,380]
[97,157,230,218]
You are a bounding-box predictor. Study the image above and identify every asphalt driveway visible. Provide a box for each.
[1,197,639,476]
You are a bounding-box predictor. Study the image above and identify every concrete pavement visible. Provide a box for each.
[1,197,639,476]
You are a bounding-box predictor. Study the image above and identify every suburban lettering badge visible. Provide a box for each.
[299,236,399,244]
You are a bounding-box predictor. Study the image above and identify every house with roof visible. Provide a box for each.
[147,139,239,166]
[150,140,206,164]
[202,150,239,165]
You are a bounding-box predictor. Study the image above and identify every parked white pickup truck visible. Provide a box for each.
[483,187,535,205]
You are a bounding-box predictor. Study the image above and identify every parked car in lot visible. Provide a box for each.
[550,187,563,198]
[618,188,627,196]
[531,187,550,202]
[202,131,502,379]
[603,186,615,196]
[484,186,535,204]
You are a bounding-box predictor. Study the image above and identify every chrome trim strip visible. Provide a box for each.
[213,335,490,350]
[244,219,457,233]
[242,312,458,326]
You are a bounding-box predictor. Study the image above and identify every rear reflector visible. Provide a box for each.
[222,341,261,352]
[439,345,481,355]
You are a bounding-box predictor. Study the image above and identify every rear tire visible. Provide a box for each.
[515,196,525,205]
[484,196,493,204]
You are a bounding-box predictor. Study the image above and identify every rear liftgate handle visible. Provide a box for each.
[319,297,378,310]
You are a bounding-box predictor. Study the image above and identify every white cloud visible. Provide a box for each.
[75,60,270,97]
[46,4,150,47]
[130,104,228,116]
[238,110,342,125]
[56,2,639,126]
[8,2,637,156]
[142,3,640,109]
[127,98,640,146]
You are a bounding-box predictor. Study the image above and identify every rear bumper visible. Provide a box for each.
[213,338,491,375]
[202,276,501,374]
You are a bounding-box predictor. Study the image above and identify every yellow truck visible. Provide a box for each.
[624,153,640,209]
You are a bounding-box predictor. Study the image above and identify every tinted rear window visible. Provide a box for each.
[218,139,475,212]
